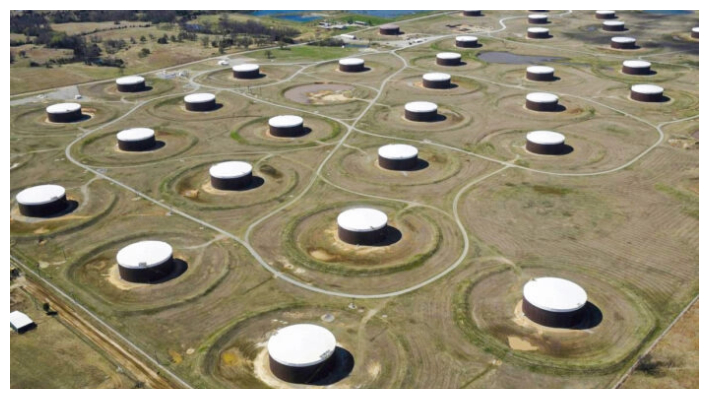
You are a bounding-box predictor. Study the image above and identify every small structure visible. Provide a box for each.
[422,72,452,89]
[117,128,156,151]
[379,24,400,35]
[116,75,146,92]
[184,93,217,112]
[595,10,616,19]
[622,60,652,75]
[404,101,438,122]
[209,161,253,190]
[691,27,699,39]
[46,103,83,123]
[611,36,637,49]
[527,27,551,39]
[436,52,462,66]
[525,92,559,112]
[268,324,337,384]
[378,144,419,171]
[463,10,482,16]
[116,241,175,283]
[455,35,479,48]
[337,208,388,245]
[528,14,548,24]
[16,184,69,217]
[339,58,365,72]
[10,311,36,334]
[268,115,305,137]
[602,20,625,31]
[232,64,260,79]
[631,84,664,102]
[526,65,555,81]
[526,131,566,154]
[522,277,588,328]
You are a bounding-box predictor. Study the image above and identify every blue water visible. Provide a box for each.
[642,10,694,15]
[349,10,421,18]
[251,10,323,22]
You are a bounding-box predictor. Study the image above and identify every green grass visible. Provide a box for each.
[654,183,698,219]
[250,45,360,61]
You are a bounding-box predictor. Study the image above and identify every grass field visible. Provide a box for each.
[10,10,698,389]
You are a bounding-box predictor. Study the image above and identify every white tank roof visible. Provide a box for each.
[184,93,216,103]
[528,14,548,19]
[692,27,699,33]
[46,103,81,114]
[405,101,438,113]
[437,52,461,60]
[339,58,365,66]
[423,72,451,81]
[596,10,615,15]
[527,65,555,74]
[232,63,259,72]
[117,127,155,142]
[380,23,399,29]
[16,184,66,206]
[464,10,481,12]
[209,161,253,179]
[612,36,636,43]
[269,115,304,128]
[623,60,651,68]
[456,35,478,41]
[632,84,663,94]
[378,144,418,160]
[267,324,337,367]
[10,311,34,329]
[116,240,173,269]
[603,20,625,26]
[116,75,145,85]
[523,277,588,312]
[527,130,565,145]
[528,27,550,33]
[337,208,388,232]
[526,92,559,103]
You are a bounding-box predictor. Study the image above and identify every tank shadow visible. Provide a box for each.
[147,258,188,284]
[569,302,603,330]
[216,176,266,192]
[409,158,430,171]
[368,226,403,247]
[307,347,355,386]
[40,200,79,218]
[551,144,574,156]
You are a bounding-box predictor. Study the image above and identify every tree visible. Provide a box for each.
[265,49,272,59]
[10,51,15,64]
[138,48,151,58]
[157,34,168,44]
[200,35,209,47]
[140,35,146,42]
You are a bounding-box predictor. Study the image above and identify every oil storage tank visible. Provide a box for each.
[522,277,589,328]
[404,101,438,122]
[232,63,260,79]
[117,128,156,151]
[184,93,217,112]
[337,207,388,245]
[526,131,567,154]
[378,144,419,171]
[46,103,83,123]
[269,115,305,137]
[116,75,146,92]
[268,324,338,384]
[16,184,69,217]
[209,161,253,190]
[116,240,175,283]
